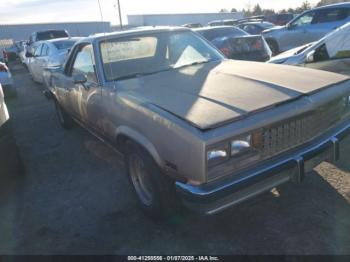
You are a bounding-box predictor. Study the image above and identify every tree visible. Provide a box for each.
[231,8,238,13]
[219,8,228,13]
[316,0,344,7]
[252,4,262,15]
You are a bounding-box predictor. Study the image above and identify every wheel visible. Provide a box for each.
[54,100,73,129]
[267,39,280,56]
[124,140,180,220]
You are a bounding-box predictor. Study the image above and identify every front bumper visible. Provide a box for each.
[176,121,350,215]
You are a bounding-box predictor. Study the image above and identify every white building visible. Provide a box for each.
[0,21,111,41]
[127,13,244,27]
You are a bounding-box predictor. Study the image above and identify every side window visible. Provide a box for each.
[34,44,43,57]
[314,8,350,24]
[292,11,315,27]
[71,45,97,83]
[323,26,350,59]
[41,44,49,56]
[314,44,330,62]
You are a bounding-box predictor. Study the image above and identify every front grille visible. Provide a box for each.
[259,97,348,158]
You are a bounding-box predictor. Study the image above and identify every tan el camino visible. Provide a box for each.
[49,27,350,218]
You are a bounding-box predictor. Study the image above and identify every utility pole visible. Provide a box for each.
[116,0,123,30]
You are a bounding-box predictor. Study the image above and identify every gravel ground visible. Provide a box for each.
[0,62,349,255]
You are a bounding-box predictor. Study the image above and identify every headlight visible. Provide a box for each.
[207,132,262,168]
[207,145,229,167]
[231,135,252,156]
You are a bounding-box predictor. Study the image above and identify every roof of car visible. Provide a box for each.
[36,29,68,34]
[82,26,190,42]
[194,26,238,32]
[46,37,81,43]
[238,21,274,26]
[313,2,350,10]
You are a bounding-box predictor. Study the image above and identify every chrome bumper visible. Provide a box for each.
[176,121,350,215]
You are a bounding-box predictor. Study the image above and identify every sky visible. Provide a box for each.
[0,0,320,25]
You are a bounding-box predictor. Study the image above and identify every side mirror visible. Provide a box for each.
[286,23,294,30]
[26,52,34,58]
[73,73,87,85]
[306,50,315,63]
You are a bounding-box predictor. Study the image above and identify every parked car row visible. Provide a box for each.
[26,37,80,84]
[3,3,350,220]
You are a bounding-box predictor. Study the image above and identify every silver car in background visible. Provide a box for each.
[27,37,80,84]
[263,2,350,54]
[268,22,350,76]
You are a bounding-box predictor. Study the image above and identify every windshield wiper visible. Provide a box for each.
[112,59,218,81]
[175,59,217,70]
[113,67,173,81]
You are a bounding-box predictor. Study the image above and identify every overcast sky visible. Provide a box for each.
[0,0,319,25]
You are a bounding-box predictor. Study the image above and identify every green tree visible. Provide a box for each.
[252,4,262,15]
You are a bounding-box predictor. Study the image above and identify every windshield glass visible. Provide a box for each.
[37,31,69,41]
[53,40,77,50]
[100,31,223,81]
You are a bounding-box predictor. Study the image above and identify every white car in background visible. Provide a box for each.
[268,22,350,76]
[0,62,15,98]
[27,37,80,84]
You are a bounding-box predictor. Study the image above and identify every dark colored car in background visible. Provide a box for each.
[266,13,294,26]
[238,22,275,35]
[0,84,24,176]
[195,26,272,62]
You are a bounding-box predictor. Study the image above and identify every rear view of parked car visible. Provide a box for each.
[268,22,350,76]
[196,26,272,62]
[27,37,80,84]
[28,29,70,46]
[263,3,350,54]
[238,22,275,35]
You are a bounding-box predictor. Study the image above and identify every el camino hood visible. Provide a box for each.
[119,60,349,130]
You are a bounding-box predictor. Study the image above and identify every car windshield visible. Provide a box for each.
[37,31,69,41]
[100,30,223,81]
[53,40,77,50]
[260,22,275,29]
[197,27,247,41]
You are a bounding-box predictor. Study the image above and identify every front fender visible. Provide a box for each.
[115,126,163,168]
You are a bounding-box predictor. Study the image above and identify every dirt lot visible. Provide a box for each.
[0,62,349,255]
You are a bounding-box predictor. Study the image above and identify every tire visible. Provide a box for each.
[124,140,180,220]
[54,100,73,129]
[266,39,280,56]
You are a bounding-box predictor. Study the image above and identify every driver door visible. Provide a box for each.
[280,11,316,50]
[68,44,101,129]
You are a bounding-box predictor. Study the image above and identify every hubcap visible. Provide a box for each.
[129,154,154,206]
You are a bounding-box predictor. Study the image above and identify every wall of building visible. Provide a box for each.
[128,13,244,27]
[0,21,111,41]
